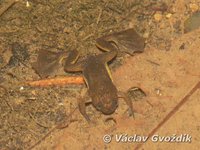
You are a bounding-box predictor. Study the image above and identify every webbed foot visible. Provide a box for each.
[118,91,134,117]
[96,28,145,55]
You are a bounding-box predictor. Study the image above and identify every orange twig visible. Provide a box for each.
[26,76,84,87]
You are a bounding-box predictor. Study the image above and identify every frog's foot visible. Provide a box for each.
[127,87,146,100]
[77,97,91,122]
[32,50,68,78]
[112,28,145,55]
[117,91,134,118]
[96,28,145,55]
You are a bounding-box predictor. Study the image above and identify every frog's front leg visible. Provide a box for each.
[118,91,134,117]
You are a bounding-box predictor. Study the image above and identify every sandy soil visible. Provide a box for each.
[0,0,200,150]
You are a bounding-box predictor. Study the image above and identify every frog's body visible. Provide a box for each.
[82,53,118,115]
[64,28,145,121]
[64,50,123,121]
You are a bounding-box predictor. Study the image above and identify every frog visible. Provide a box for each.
[64,28,145,122]
[64,49,135,121]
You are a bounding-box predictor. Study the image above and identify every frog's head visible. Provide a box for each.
[94,95,118,115]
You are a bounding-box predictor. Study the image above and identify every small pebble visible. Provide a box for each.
[189,3,199,12]
[143,32,149,38]
[154,13,163,22]
[15,98,25,105]
[166,13,172,19]
[26,1,30,7]
[19,86,24,91]
[63,27,70,33]
[155,89,162,96]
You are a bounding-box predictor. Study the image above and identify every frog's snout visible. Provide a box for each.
[100,99,118,115]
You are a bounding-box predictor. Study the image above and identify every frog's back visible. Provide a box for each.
[83,55,114,89]
[83,55,118,115]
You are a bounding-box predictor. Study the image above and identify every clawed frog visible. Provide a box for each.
[64,28,145,121]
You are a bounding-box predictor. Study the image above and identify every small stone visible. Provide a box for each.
[166,13,172,19]
[143,32,149,38]
[189,3,199,12]
[15,98,25,105]
[159,22,166,29]
[26,1,31,7]
[19,86,24,91]
[63,27,70,33]
[31,90,37,95]
[154,13,163,22]
[155,89,162,96]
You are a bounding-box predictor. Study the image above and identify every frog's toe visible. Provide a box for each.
[80,113,91,123]
[126,107,134,118]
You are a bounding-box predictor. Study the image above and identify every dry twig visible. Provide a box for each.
[26,76,84,87]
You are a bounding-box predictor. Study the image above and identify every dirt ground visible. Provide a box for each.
[0,0,200,150]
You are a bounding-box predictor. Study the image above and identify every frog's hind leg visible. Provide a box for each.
[99,49,117,63]
[78,96,91,122]
[96,28,145,55]
[112,29,145,55]
[96,37,118,52]
[118,91,134,117]
[64,50,84,72]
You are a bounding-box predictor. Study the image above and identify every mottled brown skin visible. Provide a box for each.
[64,28,144,121]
